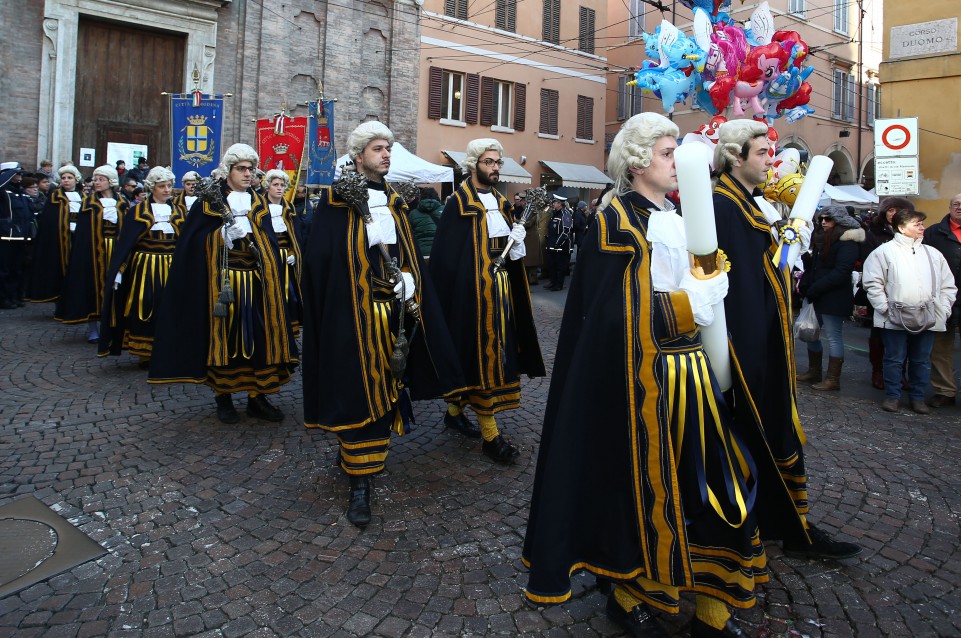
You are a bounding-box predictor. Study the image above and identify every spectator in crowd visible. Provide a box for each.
[292,183,313,242]
[126,157,149,184]
[35,173,51,199]
[862,209,957,414]
[121,177,139,205]
[796,205,866,390]
[860,197,915,388]
[37,160,58,186]
[115,160,126,182]
[572,200,589,251]
[518,193,543,284]
[408,186,443,258]
[132,186,146,205]
[82,177,94,195]
[924,192,961,407]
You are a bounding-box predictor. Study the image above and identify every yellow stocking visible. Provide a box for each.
[446,402,464,417]
[476,414,499,442]
[695,595,730,630]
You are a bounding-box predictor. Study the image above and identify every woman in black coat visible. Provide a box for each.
[796,205,865,390]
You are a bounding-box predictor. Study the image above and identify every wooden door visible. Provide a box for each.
[73,18,186,172]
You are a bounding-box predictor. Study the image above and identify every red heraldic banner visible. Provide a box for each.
[255,115,308,184]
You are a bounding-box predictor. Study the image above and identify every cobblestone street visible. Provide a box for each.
[1,289,960,638]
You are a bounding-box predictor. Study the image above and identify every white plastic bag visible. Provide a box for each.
[794,300,820,343]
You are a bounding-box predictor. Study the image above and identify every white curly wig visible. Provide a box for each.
[58,165,83,180]
[214,143,259,179]
[181,171,201,183]
[264,169,290,187]
[713,119,769,175]
[463,138,505,173]
[347,121,394,162]
[144,166,176,192]
[92,164,119,188]
[601,113,679,209]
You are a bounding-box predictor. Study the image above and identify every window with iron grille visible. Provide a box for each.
[579,6,595,54]
[543,0,560,44]
[540,88,559,135]
[576,95,594,140]
[834,0,848,34]
[496,0,516,32]
[445,0,468,20]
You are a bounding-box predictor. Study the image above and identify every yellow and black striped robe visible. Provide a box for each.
[713,172,809,515]
[301,182,467,431]
[428,179,545,414]
[26,186,75,302]
[147,185,298,394]
[54,190,126,323]
[98,196,181,358]
[523,192,806,612]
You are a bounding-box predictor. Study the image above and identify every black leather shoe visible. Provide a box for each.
[928,394,955,408]
[691,617,747,638]
[783,524,862,560]
[215,394,240,424]
[444,411,481,438]
[482,435,520,464]
[346,475,371,528]
[605,593,669,638]
[246,394,284,422]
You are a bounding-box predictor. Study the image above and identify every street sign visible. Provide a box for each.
[874,118,919,157]
[875,157,919,196]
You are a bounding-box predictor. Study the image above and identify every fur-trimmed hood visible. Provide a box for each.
[839,227,865,242]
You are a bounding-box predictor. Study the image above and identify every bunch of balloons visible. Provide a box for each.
[628,0,815,124]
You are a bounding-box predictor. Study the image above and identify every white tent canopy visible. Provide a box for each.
[337,142,454,183]
[820,183,878,207]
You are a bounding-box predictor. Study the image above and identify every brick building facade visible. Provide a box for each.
[0,0,420,173]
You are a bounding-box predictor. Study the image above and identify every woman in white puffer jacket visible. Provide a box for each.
[862,209,957,414]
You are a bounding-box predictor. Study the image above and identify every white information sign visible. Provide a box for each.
[874,118,919,157]
[106,143,149,171]
[875,157,919,196]
[890,18,958,59]
[79,148,96,167]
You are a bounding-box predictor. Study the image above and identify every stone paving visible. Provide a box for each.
[1,289,960,638]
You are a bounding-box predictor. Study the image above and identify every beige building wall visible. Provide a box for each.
[417,0,608,199]
[881,0,961,217]
[605,0,882,189]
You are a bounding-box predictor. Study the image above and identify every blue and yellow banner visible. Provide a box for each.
[305,100,337,187]
[170,93,224,187]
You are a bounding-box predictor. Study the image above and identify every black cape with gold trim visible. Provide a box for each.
[98,196,182,357]
[522,193,806,606]
[300,182,466,431]
[26,187,74,303]
[54,191,127,324]
[713,173,809,516]
[147,185,298,386]
[428,179,545,389]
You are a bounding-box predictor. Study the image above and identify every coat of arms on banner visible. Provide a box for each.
[178,114,216,167]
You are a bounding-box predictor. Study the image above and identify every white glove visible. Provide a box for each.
[366,220,385,248]
[798,220,812,252]
[679,270,729,327]
[69,222,77,233]
[223,222,247,248]
[333,165,344,183]
[114,272,123,290]
[393,271,415,302]
[508,223,526,244]
[286,254,296,266]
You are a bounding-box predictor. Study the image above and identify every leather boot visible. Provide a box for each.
[346,475,372,527]
[868,337,884,389]
[796,350,822,383]
[812,357,843,391]
[215,394,240,424]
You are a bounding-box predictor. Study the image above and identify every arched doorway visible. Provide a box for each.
[861,155,875,191]
[827,148,856,185]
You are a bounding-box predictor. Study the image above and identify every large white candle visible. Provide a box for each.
[675,142,732,391]
[784,155,833,269]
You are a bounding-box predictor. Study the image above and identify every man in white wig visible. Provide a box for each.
[429,138,545,465]
[149,143,298,425]
[712,119,861,561]
[301,121,465,527]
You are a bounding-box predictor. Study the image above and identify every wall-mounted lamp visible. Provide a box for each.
[839,129,851,138]
[454,91,462,100]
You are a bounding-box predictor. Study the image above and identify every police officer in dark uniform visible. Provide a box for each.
[545,194,573,291]
[0,162,32,308]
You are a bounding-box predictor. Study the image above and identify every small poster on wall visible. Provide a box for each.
[79,148,96,167]
[106,143,149,170]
